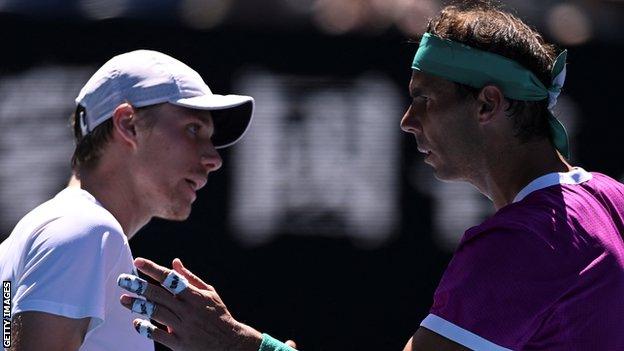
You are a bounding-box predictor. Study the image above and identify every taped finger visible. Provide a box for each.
[134,319,157,339]
[162,270,189,295]
[133,319,179,349]
[118,273,148,295]
[131,298,156,318]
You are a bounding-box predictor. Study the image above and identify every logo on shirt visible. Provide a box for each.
[2,281,10,348]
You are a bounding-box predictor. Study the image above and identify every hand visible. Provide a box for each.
[285,340,297,348]
[119,257,263,351]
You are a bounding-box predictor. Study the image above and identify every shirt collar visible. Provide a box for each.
[512,167,592,203]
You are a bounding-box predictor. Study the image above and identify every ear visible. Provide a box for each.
[476,85,509,124]
[111,103,138,148]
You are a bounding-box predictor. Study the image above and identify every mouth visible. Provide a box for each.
[417,147,431,156]
[185,178,207,192]
[182,179,198,202]
[185,179,198,191]
[184,179,198,197]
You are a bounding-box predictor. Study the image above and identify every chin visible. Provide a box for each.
[167,212,191,221]
[161,202,193,221]
[431,165,465,183]
[426,155,467,182]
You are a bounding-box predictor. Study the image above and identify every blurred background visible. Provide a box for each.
[0,0,622,349]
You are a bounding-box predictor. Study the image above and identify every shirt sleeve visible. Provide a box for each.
[422,225,576,350]
[12,214,128,332]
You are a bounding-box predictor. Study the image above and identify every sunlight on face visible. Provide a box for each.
[402,71,483,182]
[132,103,221,221]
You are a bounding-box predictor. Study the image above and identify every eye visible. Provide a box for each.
[186,123,201,135]
[411,95,428,106]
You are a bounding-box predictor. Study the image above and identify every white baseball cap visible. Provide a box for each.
[75,50,254,149]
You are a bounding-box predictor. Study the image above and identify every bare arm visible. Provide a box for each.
[402,327,470,351]
[10,311,90,351]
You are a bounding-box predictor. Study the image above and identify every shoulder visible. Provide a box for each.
[41,211,126,251]
[451,199,578,276]
[450,195,597,283]
[461,201,554,249]
[22,189,127,257]
[582,172,624,197]
[588,172,622,185]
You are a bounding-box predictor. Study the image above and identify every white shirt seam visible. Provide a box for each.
[420,314,513,351]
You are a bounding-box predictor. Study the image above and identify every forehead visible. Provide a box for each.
[409,70,458,96]
[151,103,214,126]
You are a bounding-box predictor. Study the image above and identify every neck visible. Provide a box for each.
[470,139,572,210]
[77,165,151,239]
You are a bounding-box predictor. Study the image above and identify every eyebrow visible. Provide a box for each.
[409,86,424,98]
[195,113,213,125]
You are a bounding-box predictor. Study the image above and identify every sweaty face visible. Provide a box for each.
[400,71,483,181]
[133,103,223,220]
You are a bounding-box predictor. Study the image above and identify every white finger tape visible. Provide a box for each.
[162,271,189,295]
[117,273,148,295]
[135,319,156,339]
[131,299,155,318]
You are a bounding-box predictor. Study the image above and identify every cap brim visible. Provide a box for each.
[170,94,254,149]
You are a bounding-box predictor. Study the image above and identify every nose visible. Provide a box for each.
[201,141,223,172]
[400,105,422,134]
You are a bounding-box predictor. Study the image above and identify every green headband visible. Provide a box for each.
[412,33,570,159]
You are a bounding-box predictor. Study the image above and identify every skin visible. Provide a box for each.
[400,70,572,348]
[11,102,223,351]
[10,312,89,351]
[116,70,574,350]
[119,258,294,351]
[402,70,486,184]
[401,71,571,210]
[81,102,223,237]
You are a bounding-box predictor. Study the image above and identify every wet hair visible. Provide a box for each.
[425,0,559,142]
[70,103,161,171]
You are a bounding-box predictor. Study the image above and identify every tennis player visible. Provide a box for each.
[117,3,624,350]
[0,50,254,350]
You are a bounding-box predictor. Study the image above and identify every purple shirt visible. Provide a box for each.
[421,168,624,350]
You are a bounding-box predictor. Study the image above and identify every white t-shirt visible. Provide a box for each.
[0,188,154,351]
